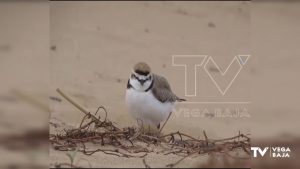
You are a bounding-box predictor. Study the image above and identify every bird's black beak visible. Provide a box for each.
[138,79,146,86]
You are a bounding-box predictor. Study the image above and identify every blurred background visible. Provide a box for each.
[0,1,49,169]
[0,0,299,168]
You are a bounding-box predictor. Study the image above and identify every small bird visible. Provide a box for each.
[126,62,185,130]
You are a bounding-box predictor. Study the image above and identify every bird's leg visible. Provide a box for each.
[159,111,172,133]
[130,118,143,141]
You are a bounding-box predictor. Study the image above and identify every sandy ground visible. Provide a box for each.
[0,1,299,168]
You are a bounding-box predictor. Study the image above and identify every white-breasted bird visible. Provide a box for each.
[126,62,185,130]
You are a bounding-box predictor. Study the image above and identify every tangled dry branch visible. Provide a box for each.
[50,106,250,167]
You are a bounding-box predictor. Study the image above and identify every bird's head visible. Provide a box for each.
[129,62,153,92]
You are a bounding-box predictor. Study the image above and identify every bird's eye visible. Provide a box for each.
[131,74,137,79]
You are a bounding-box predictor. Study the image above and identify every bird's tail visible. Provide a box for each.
[177,98,186,102]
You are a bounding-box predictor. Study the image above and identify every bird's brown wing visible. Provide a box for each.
[152,74,185,103]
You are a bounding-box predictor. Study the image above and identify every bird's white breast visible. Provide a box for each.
[126,88,174,127]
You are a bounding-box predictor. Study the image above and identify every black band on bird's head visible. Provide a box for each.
[135,70,150,76]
